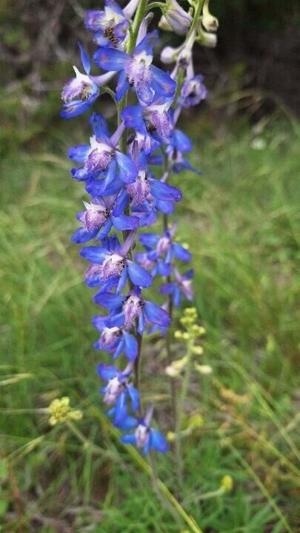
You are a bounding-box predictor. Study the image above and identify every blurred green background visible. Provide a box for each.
[0,1,300,531]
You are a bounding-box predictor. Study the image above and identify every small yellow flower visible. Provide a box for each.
[194,363,212,375]
[192,345,204,355]
[48,396,82,426]
[167,431,175,442]
[187,413,204,430]
[174,330,184,339]
[221,475,233,493]
[166,356,188,377]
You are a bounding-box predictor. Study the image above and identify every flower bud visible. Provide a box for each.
[198,27,217,48]
[220,475,233,493]
[195,363,212,374]
[202,0,219,33]
[191,345,204,355]
[159,0,192,36]
[48,397,82,426]
[166,355,188,377]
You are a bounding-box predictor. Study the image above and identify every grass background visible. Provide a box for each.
[0,113,300,532]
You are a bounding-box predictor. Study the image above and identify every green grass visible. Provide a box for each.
[0,117,299,532]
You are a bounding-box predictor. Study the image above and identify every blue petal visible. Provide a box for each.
[121,105,146,133]
[123,331,138,361]
[102,158,117,190]
[172,129,192,152]
[80,246,107,263]
[144,301,170,328]
[97,219,113,240]
[111,214,139,231]
[107,311,125,328]
[68,144,89,163]
[94,291,124,309]
[137,311,145,334]
[159,282,174,295]
[157,261,171,276]
[107,0,126,17]
[127,385,140,412]
[96,363,118,381]
[173,243,192,262]
[78,41,91,74]
[143,439,151,455]
[61,99,93,119]
[150,65,176,101]
[174,286,181,307]
[92,315,108,330]
[115,152,137,183]
[127,261,152,288]
[71,166,91,181]
[116,267,128,293]
[150,429,169,453]
[156,199,174,214]
[116,71,130,102]
[134,31,156,56]
[150,180,182,202]
[112,338,124,359]
[139,233,159,249]
[136,82,155,106]
[114,393,127,425]
[101,234,120,252]
[121,434,137,445]
[89,112,110,139]
[112,189,129,216]
[94,47,127,71]
[71,227,98,244]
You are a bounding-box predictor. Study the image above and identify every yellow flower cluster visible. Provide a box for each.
[48,397,82,426]
[175,307,205,340]
[166,307,210,378]
[220,475,234,493]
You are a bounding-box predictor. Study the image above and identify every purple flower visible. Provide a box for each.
[85,0,129,48]
[61,43,113,119]
[166,129,200,174]
[180,75,207,108]
[121,405,169,454]
[160,268,194,306]
[69,113,137,184]
[94,288,170,334]
[139,228,191,276]
[93,322,138,361]
[97,362,140,426]
[121,101,173,152]
[71,197,139,244]
[94,33,176,105]
[80,234,152,292]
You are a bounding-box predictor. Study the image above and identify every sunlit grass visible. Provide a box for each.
[0,118,299,531]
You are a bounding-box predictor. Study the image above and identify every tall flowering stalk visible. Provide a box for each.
[61,0,218,455]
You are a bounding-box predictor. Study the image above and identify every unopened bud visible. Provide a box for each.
[202,0,219,33]
[159,0,192,36]
[198,27,217,48]
[192,345,204,355]
[195,363,212,375]
[221,475,233,492]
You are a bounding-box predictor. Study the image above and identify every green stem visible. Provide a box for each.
[175,340,193,488]
[127,0,148,53]
[189,0,205,36]
[146,1,165,11]
[90,405,202,533]
[117,0,149,394]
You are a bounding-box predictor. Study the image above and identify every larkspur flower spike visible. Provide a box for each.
[61,0,214,454]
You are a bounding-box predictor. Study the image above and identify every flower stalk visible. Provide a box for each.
[61,0,217,458]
